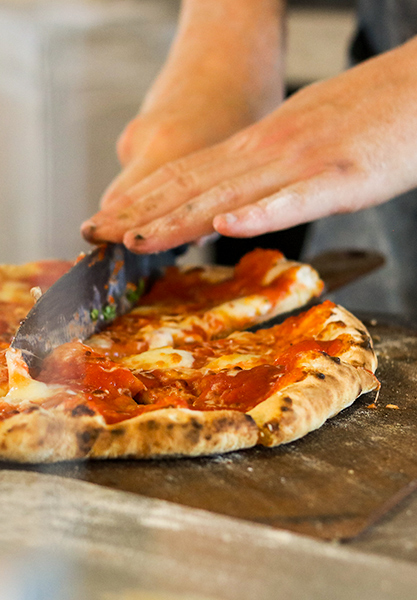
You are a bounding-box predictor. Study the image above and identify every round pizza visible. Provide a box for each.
[0,249,379,463]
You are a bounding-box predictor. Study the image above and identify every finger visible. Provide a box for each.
[82,141,278,244]
[100,132,247,211]
[213,169,367,238]
[121,159,305,253]
[82,142,241,242]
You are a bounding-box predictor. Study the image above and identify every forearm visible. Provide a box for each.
[141,0,286,118]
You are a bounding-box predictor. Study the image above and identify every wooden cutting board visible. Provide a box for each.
[2,314,417,541]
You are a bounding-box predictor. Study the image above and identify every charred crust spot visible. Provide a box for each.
[315,372,326,380]
[283,396,293,405]
[7,423,27,433]
[212,417,233,433]
[146,420,159,431]
[281,406,291,412]
[76,429,100,454]
[357,336,372,350]
[205,434,212,441]
[265,420,280,434]
[166,423,174,431]
[329,355,341,364]
[23,406,40,414]
[182,418,205,444]
[111,428,125,436]
[184,418,204,444]
[71,404,96,417]
[244,413,256,424]
[190,418,204,431]
[85,350,92,357]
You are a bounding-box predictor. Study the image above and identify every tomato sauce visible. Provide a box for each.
[139,249,295,309]
[192,364,283,411]
[0,401,20,421]
[25,260,73,290]
[38,341,146,424]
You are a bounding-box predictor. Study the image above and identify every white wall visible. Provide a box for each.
[0,0,179,263]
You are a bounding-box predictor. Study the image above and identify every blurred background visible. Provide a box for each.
[0,0,356,264]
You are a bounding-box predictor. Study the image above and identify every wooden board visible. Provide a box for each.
[2,315,417,541]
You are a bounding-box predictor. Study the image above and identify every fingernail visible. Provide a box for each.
[221,213,238,224]
[82,221,96,231]
[81,221,97,240]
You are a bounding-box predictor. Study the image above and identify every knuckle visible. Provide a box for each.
[116,133,130,165]
[116,119,141,165]
[215,180,243,204]
[158,161,186,182]
[226,129,260,154]
[158,162,201,198]
[172,171,200,197]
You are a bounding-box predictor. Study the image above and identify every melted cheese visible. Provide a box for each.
[5,348,60,406]
[209,295,272,323]
[145,327,177,349]
[0,281,34,304]
[204,353,261,373]
[122,347,195,371]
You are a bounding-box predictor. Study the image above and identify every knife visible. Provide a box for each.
[11,243,182,370]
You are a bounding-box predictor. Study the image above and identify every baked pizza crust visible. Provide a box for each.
[250,304,379,446]
[249,351,378,447]
[0,404,258,463]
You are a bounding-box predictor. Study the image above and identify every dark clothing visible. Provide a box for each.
[303,0,417,318]
[356,0,417,54]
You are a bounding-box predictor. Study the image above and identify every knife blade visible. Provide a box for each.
[11,243,181,370]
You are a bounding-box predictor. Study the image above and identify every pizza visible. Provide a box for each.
[0,249,379,463]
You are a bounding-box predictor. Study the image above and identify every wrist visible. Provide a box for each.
[141,0,285,114]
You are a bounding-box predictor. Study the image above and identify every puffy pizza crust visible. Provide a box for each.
[0,405,258,463]
[249,304,379,446]
[315,304,377,371]
[249,351,378,447]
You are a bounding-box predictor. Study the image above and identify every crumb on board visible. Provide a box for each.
[385,404,399,409]
[367,403,377,409]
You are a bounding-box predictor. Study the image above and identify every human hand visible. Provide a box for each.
[82,34,417,253]
[83,0,284,235]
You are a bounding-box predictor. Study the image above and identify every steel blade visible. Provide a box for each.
[11,244,178,369]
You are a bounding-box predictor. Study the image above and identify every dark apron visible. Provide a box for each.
[303,0,417,318]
